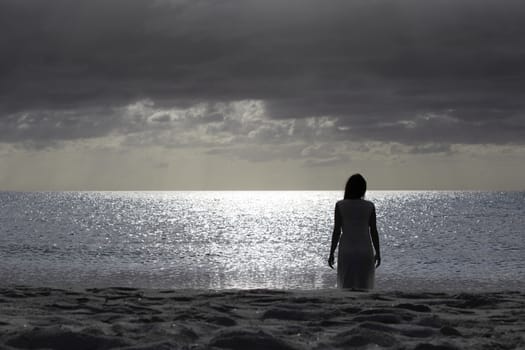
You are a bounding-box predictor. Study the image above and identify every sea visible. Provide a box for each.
[0,191,523,292]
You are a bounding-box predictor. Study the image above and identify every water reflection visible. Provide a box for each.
[0,191,524,291]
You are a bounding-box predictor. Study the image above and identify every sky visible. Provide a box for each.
[1,0,524,190]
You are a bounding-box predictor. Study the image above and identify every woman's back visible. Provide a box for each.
[337,199,374,254]
[336,199,375,289]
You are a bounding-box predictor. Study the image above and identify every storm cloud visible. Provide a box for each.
[1,0,525,149]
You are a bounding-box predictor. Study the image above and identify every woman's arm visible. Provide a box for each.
[369,204,381,268]
[328,204,342,269]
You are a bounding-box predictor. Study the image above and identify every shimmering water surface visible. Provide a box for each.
[0,191,524,291]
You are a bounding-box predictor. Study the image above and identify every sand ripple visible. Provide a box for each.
[0,287,524,349]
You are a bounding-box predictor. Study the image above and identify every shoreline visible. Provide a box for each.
[1,287,524,349]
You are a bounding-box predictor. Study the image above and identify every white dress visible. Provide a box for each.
[336,199,375,290]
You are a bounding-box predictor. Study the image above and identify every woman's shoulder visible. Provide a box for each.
[337,199,375,207]
[363,199,376,209]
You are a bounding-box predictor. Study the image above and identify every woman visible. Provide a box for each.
[328,174,381,290]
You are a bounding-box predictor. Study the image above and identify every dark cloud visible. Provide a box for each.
[1,0,525,147]
[0,109,121,144]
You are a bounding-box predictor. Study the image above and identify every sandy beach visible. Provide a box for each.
[0,286,524,350]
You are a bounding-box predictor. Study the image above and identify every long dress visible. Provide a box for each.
[336,199,375,290]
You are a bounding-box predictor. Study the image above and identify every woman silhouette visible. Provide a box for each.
[328,174,381,290]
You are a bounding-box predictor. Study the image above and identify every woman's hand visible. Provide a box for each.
[328,254,335,269]
[375,254,381,268]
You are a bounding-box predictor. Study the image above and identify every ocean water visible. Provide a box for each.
[0,191,523,292]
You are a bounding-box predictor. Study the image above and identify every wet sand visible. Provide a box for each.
[0,286,524,349]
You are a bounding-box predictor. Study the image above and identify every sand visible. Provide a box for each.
[0,286,524,350]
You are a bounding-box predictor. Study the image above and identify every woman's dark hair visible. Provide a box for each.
[344,174,367,199]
